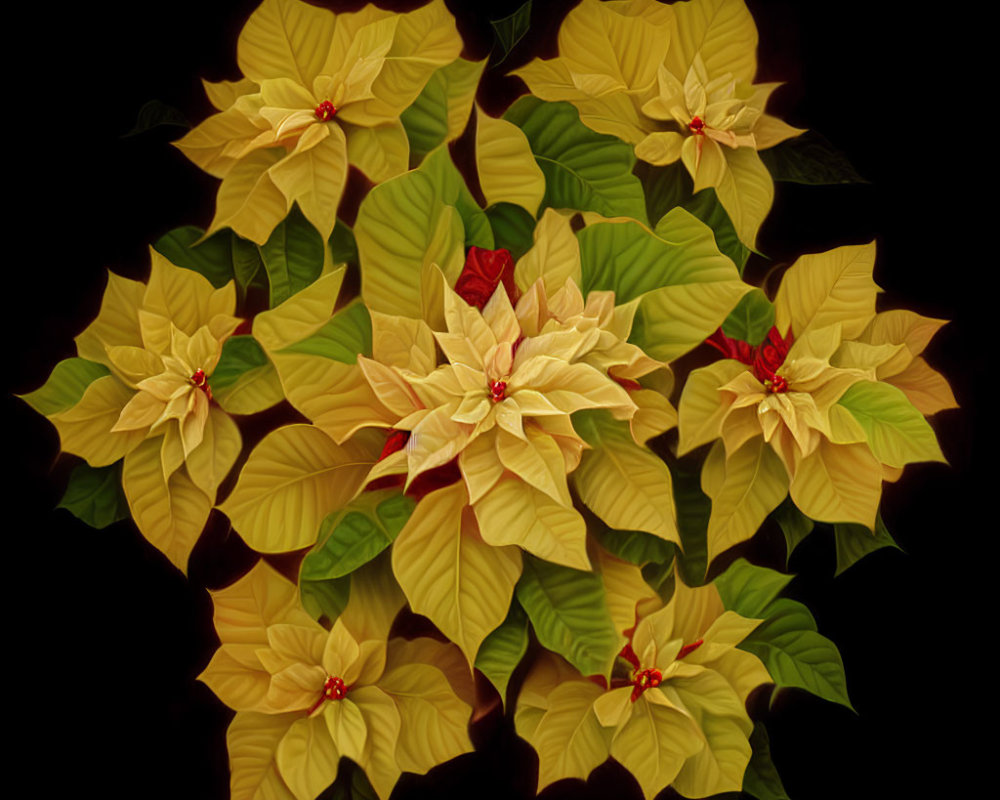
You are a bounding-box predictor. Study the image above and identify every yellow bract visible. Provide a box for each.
[513,0,803,246]
[516,574,769,798]
[202,560,474,800]
[46,251,242,573]
[679,242,952,560]
[175,0,463,243]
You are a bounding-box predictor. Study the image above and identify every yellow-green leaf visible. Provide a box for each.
[19,358,110,416]
[220,424,381,552]
[532,681,610,791]
[227,711,299,800]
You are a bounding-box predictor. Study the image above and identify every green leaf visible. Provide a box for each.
[504,96,647,223]
[771,498,814,568]
[258,206,326,307]
[759,130,867,185]
[320,757,378,800]
[715,558,793,618]
[475,598,530,702]
[302,490,416,582]
[641,558,676,602]
[490,0,532,64]
[681,188,751,272]
[743,722,790,800]
[580,211,728,301]
[280,301,372,363]
[418,147,494,248]
[19,358,110,416]
[635,160,693,228]
[231,234,263,289]
[739,597,853,711]
[153,226,236,289]
[590,517,674,567]
[664,457,710,586]
[401,58,485,159]
[721,289,775,346]
[300,573,351,626]
[516,554,620,678]
[57,461,129,529]
[123,99,189,137]
[833,513,900,577]
[836,381,945,468]
[329,219,358,268]
[579,210,749,362]
[209,335,283,415]
[485,202,536,260]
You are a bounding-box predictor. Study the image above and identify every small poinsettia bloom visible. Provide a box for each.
[515,575,770,798]
[174,0,462,244]
[201,560,475,800]
[679,242,949,561]
[512,0,803,247]
[32,250,242,572]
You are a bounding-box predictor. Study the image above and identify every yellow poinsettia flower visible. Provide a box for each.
[174,0,463,243]
[678,243,950,560]
[40,251,242,572]
[230,211,679,667]
[512,0,803,246]
[516,574,770,798]
[201,559,474,800]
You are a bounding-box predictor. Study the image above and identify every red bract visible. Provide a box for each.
[454,247,517,309]
[707,325,793,390]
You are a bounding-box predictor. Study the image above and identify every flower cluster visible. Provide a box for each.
[20,1,955,798]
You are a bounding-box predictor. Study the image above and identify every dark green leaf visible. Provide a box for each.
[715,558,793,618]
[490,0,532,64]
[743,722,790,800]
[504,97,647,223]
[833,513,900,577]
[300,574,351,626]
[475,599,530,702]
[641,559,676,603]
[485,202,536,260]
[635,160,693,226]
[758,130,867,185]
[210,336,269,391]
[771,498,814,568]
[123,99,190,137]
[721,289,775,346]
[19,358,109,416]
[57,462,129,529]
[281,302,372,363]
[516,554,620,678]
[302,490,416,582]
[232,234,263,289]
[665,457,710,586]
[739,597,853,711]
[153,226,236,288]
[329,219,359,268]
[590,517,674,567]
[681,188,751,272]
[320,758,378,800]
[258,206,326,306]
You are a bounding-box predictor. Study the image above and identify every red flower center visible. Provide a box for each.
[766,375,789,394]
[189,368,213,400]
[707,325,794,390]
[315,100,337,121]
[490,380,507,403]
[630,667,663,702]
[689,116,705,134]
[306,675,347,715]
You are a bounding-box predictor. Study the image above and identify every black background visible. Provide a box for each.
[5,1,989,798]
